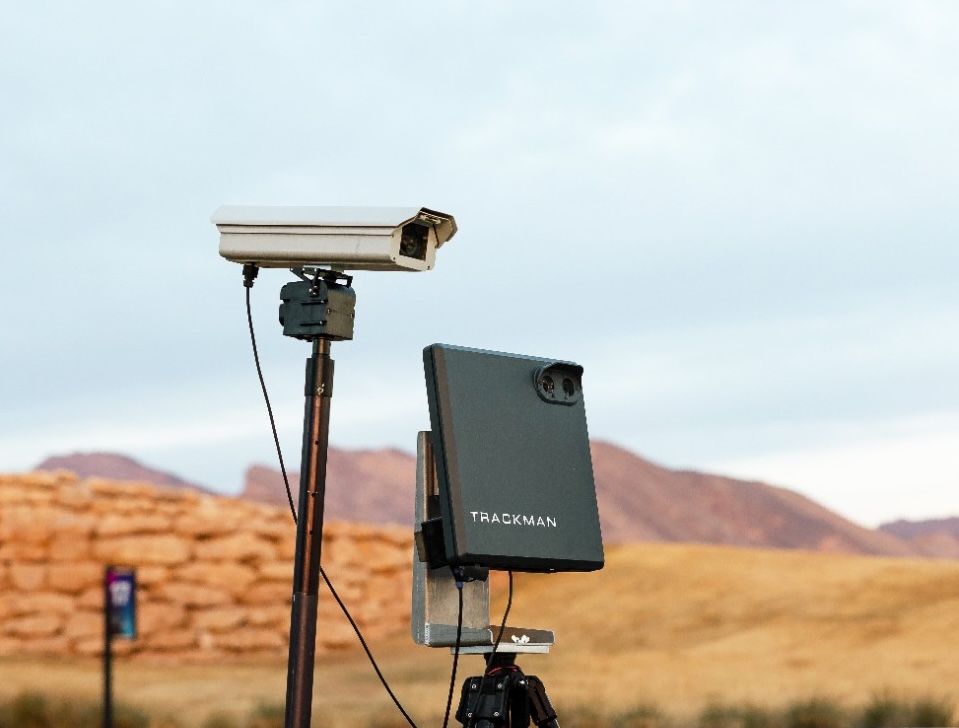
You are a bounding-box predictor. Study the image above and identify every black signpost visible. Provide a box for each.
[103,565,136,728]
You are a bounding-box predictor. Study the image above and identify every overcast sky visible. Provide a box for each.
[2,1,957,527]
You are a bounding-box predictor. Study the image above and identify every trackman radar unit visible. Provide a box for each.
[422,344,604,573]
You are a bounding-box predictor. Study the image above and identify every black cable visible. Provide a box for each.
[245,281,297,524]
[489,570,514,669]
[318,567,420,728]
[442,579,466,728]
[466,571,514,728]
[243,269,419,728]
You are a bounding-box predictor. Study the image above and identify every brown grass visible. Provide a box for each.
[3,543,959,726]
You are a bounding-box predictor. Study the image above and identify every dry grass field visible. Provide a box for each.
[3,542,959,726]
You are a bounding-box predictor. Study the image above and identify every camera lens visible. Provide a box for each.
[399,222,428,260]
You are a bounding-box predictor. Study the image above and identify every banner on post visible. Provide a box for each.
[106,566,137,639]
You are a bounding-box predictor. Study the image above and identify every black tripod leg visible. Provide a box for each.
[525,675,560,728]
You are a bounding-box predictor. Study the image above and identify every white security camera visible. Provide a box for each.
[211,206,458,272]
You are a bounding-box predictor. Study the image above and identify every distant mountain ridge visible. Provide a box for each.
[587,441,915,555]
[32,444,957,558]
[35,452,212,492]
[242,447,416,526]
[879,517,959,558]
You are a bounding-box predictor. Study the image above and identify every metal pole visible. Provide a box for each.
[103,566,113,728]
[285,338,334,728]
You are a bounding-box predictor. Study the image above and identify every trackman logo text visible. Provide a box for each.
[469,511,558,528]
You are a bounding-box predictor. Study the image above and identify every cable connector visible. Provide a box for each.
[242,263,259,288]
[451,565,488,586]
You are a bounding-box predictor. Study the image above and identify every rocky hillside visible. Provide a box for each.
[588,441,914,555]
[237,441,922,557]
[36,452,210,492]
[36,443,944,558]
[243,447,416,526]
[879,517,959,558]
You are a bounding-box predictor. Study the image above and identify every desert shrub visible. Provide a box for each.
[909,696,953,727]
[246,702,285,728]
[858,693,912,728]
[3,692,51,728]
[783,697,846,728]
[700,703,743,728]
[366,711,416,728]
[0,692,146,728]
[202,711,241,728]
[858,692,953,728]
[739,705,780,728]
[50,699,100,728]
[614,703,668,728]
[109,703,150,728]
[559,705,608,728]
[0,692,100,728]
[699,703,777,728]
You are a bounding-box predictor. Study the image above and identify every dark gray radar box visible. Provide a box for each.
[423,344,604,572]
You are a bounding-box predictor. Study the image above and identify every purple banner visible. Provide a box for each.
[106,567,136,639]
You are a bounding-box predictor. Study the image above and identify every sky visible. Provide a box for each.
[1,1,957,528]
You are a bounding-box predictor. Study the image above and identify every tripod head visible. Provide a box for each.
[456,653,560,728]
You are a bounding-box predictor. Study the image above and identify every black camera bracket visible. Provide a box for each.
[279,268,356,342]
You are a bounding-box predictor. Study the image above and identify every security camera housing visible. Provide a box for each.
[212,206,457,271]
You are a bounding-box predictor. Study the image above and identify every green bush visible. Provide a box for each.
[858,692,954,728]
[909,696,953,727]
[783,697,846,728]
[700,703,743,728]
[739,704,780,728]
[859,693,912,728]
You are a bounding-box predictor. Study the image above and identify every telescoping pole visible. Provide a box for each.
[284,338,334,728]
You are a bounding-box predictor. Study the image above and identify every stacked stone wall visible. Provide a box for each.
[0,471,413,662]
